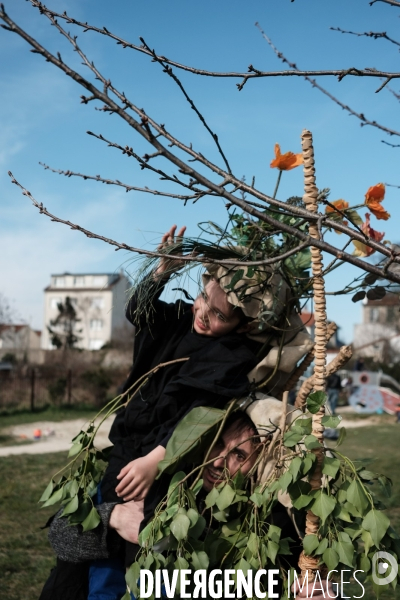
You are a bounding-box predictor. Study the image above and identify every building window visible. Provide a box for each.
[89,339,103,350]
[90,319,103,331]
[93,276,106,287]
[370,308,379,323]
[50,297,61,310]
[92,297,104,309]
[74,276,85,287]
[53,277,65,287]
[387,307,396,323]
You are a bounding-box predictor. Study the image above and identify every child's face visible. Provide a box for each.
[192,279,248,337]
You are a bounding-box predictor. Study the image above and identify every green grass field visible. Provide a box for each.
[0,418,399,599]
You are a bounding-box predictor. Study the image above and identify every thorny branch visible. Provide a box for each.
[256,23,400,137]
[15,1,400,88]
[2,3,400,284]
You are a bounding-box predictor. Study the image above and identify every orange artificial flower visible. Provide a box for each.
[325,199,349,215]
[270,143,303,171]
[353,213,385,257]
[364,183,390,221]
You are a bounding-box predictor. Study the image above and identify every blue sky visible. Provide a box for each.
[0,0,399,341]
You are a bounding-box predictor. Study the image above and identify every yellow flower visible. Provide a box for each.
[270,144,303,171]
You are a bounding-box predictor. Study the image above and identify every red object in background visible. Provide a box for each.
[33,429,42,439]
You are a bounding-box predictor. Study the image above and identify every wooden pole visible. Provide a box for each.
[298,129,328,581]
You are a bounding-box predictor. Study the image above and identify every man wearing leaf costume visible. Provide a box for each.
[40,226,313,599]
[43,404,307,600]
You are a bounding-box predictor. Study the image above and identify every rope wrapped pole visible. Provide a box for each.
[298,129,328,581]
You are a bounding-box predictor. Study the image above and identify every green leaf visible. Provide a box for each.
[189,515,206,540]
[304,435,321,450]
[289,480,313,510]
[68,500,91,525]
[347,479,370,515]
[174,556,189,570]
[315,538,328,555]
[361,529,374,555]
[288,457,303,481]
[191,550,209,570]
[345,209,364,227]
[186,508,199,527]
[334,538,355,568]
[283,430,303,448]
[333,504,352,523]
[336,427,347,447]
[212,510,228,522]
[362,509,390,547]
[268,525,282,543]
[323,548,339,571]
[306,391,327,414]
[250,492,265,507]
[68,441,83,458]
[216,484,235,511]
[41,487,64,508]
[322,457,341,479]
[267,540,279,564]
[125,562,140,598]
[205,487,219,509]
[378,475,392,498]
[302,454,315,474]
[358,470,377,481]
[60,494,79,516]
[170,513,190,541]
[39,480,54,503]
[292,417,312,435]
[81,507,101,532]
[158,406,225,474]
[278,471,293,492]
[321,415,342,429]
[310,491,336,524]
[303,534,320,555]
[192,479,203,497]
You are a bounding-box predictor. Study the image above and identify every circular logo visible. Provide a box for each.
[372,551,398,586]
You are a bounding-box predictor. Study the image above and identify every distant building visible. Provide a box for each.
[0,324,41,361]
[42,272,132,350]
[353,293,400,361]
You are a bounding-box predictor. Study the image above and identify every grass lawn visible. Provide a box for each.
[0,418,399,599]
[0,452,67,600]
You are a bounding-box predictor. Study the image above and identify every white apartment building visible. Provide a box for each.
[42,272,132,350]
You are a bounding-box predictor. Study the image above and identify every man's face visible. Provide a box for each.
[192,279,247,337]
[202,422,259,492]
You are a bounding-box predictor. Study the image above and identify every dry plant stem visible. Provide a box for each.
[300,130,327,581]
[2,9,400,273]
[285,322,337,396]
[295,344,353,409]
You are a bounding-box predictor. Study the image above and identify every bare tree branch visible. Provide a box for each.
[39,163,205,203]
[2,4,399,278]
[370,0,400,7]
[138,38,232,175]
[256,23,400,137]
[12,1,400,87]
[386,182,400,188]
[331,26,400,49]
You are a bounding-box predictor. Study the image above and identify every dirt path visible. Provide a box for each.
[0,413,381,458]
[0,416,114,457]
